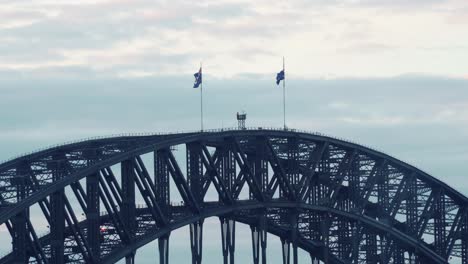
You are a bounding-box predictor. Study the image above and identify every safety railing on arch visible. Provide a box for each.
[0,126,408,170]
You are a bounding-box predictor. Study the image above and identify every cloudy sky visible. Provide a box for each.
[1,0,468,79]
[1,0,468,263]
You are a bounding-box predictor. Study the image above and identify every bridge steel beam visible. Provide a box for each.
[281,237,290,264]
[7,200,454,264]
[220,217,235,264]
[124,252,134,264]
[218,142,236,264]
[187,142,205,264]
[158,234,169,264]
[50,158,65,264]
[220,139,236,195]
[190,220,204,264]
[249,137,268,264]
[98,169,130,243]
[250,223,267,264]
[291,213,298,264]
[434,188,447,258]
[187,142,204,203]
[133,156,168,226]
[155,149,170,216]
[1,129,468,264]
[11,161,29,264]
[166,149,201,213]
[121,159,137,263]
[461,209,468,264]
[86,172,100,262]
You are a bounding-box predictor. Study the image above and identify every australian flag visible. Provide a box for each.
[276,70,285,85]
[193,68,202,88]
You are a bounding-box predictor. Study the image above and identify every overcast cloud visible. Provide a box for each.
[0,0,467,263]
[0,0,468,78]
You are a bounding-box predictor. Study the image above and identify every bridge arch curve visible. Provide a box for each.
[0,128,466,263]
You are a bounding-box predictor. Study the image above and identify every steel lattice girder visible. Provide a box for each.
[0,129,467,264]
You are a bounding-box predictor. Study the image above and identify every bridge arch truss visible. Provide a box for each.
[0,129,467,264]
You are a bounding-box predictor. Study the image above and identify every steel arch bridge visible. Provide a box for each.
[0,128,467,264]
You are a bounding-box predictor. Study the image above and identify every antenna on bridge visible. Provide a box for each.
[237,111,247,130]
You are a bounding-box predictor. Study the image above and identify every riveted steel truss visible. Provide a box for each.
[0,129,467,264]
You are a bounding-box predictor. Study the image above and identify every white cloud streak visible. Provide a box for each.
[0,0,467,78]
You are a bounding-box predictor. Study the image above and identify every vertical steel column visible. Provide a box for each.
[320,214,330,264]
[256,138,268,195]
[408,252,416,264]
[219,142,236,264]
[309,176,322,243]
[377,165,389,263]
[125,252,135,264]
[348,158,360,208]
[122,159,136,230]
[12,161,29,264]
[317,149,330,205]
[250,137,268,264]
[310,254,319,264]
[259,145,268,264]
[220,217,235,264]
[365,232,377,264]
[288,211,299,264]
[393,246,405,264]
[287,137,299,187]
[351,221,360,264]
[11,212,28,264]
[407,174,418,263]
[336,210,349,260]
[311,150,330,263]
[221,140,236,194]
[407,174,418,232]
[221,218,228,264]
[259,218,267,264]
[228,219,235,264]
[434,188,447,258]
[187,142,204,264]
[377,165,389,212]
[121,159,136,263]
[187,142,204,203]
[50,158,65,264]
[281,237,290,264]
[155,149,170,216]
[190,221,203,264]
[155,149,171,264]
[87,172,100,262]
[462,210,467,264]
[279,137,298,198]
[250,225,260,264]
[158,234,169,264]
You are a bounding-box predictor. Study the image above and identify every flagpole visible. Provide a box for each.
[283,56,286,130]
[200,62,203,132]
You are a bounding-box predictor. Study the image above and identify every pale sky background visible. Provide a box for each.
[1,0,468,263]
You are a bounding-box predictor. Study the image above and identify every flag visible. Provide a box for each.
[276,70,284,85]
[193,67,202,88]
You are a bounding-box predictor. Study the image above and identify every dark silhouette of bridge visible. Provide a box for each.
[0,128,466,263]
